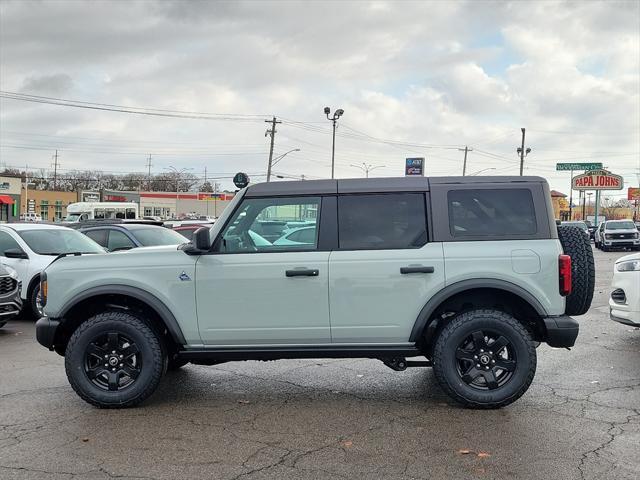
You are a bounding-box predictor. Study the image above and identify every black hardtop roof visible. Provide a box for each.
[244,176,547,197]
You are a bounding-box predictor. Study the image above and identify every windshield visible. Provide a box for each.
[132,228,187,246]
[64,213,84,221]
[562,222,588,231]
[19,229,105,255]
[606,221,636,230]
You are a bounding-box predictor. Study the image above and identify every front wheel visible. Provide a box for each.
[432,309,536,409]
[65,311,166,408]
[27,282,44,319]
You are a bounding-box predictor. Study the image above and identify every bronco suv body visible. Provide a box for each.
[36,176,594,409]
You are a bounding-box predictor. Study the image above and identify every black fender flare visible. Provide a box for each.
[409,279,548,342]
[59,284,186,345]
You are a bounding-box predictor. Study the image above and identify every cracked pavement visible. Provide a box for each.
[1,248,638,479]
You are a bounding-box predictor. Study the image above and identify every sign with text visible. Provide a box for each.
[572,169,623,190]
[405,157,424,176]
[629,187,640,201]
[556,162,603,171]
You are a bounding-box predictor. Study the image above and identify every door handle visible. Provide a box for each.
[400,266,435,274]
[286,268,319,277]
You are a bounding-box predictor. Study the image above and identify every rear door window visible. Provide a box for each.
[448,189,536,237]
[84,229,108,248]
[338,193,427,250]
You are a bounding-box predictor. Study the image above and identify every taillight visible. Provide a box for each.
[559,254,572,297]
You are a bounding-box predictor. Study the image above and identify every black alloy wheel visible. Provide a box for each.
[432,309,536,409]
[84,332,142,391]
[65,311,166,408]
[454,330,516,391]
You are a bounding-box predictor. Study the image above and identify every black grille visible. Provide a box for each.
[611,233,633,239]
[611,289,626,304]
[0,276,17,295]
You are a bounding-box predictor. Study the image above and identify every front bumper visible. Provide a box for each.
[544,315,579,348]
[603,239,640,248]
[610,310,640,327]
[35,316,60,351]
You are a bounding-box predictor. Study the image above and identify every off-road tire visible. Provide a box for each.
[167,357,189,370]
[557,225,595,315]
[65,311,166,408]
[432,309,537,409]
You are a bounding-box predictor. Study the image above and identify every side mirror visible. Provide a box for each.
[4,248,28,259]
[193,227,211,251]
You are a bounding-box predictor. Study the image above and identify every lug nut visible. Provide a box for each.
[112,368,116,372]
[474,355,478,359]
[485,366,489,370]
[104,363,108,367]
[112,350,116,354]
[119,363,123,367]
[119,355,123,359]
[480,349,484,353]
[476,364,481,368]
[491,360,495,364]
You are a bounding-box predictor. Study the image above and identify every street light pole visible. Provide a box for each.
[164,166,192,219]
[267,149,301,182]
[324,107,344,179]
[350,162,385,178]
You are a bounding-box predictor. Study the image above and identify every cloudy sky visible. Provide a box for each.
[1,0,639,195]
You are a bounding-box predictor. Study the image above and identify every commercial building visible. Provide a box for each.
[0,176,21,222]
[79,189,236,219]
[21,188,79,222]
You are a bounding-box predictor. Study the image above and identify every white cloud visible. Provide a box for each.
[0,0,638,194]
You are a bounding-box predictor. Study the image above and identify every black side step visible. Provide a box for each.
[179,345,421,362]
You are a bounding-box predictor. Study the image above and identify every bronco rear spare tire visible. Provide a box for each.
[557,225,595,316]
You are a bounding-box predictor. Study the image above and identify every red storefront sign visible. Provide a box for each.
[572,169,623,190]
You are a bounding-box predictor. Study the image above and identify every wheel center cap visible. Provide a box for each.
[108,356,119,366]
[479,354,491,365]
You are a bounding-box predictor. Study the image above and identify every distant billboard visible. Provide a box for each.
[629,187,640,201]
[405,158,424,176]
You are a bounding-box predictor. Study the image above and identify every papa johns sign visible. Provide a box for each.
[572,169,623,190]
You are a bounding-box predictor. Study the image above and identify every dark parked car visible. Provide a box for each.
[0,264,21,328]
[77,223,187,251]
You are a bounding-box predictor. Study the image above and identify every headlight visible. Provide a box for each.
[616,260,640,272]
[3,265,18,280]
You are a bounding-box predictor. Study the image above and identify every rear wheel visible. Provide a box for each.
[65,311,166,408]
[432,309,536,409]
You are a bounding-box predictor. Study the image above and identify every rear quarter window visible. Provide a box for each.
[448,189,537,237]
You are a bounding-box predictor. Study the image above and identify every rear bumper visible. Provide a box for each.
[544,315,579,348]
[35,316,60,351]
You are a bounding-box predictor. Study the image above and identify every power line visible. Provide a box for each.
[0,91,270,122]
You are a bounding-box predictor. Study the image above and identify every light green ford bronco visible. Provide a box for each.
[36,176,594,409]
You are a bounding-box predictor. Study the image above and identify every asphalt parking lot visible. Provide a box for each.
[1,247,638,480]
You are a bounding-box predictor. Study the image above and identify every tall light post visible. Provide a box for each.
[350,162,385,178]
[267,148,300,182]
[469,167,497,176]
[164,166,192,219]
[324,107,344,179]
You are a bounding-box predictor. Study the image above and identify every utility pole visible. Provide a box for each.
[204,166,208,217]
[516,128,531,176]
[51,150,60,190]
[265,116,281,182]
[146,154,153,191]
[458,146,472,176]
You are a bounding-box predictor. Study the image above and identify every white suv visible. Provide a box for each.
[0,224,104,318]
[610,253,640,327]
